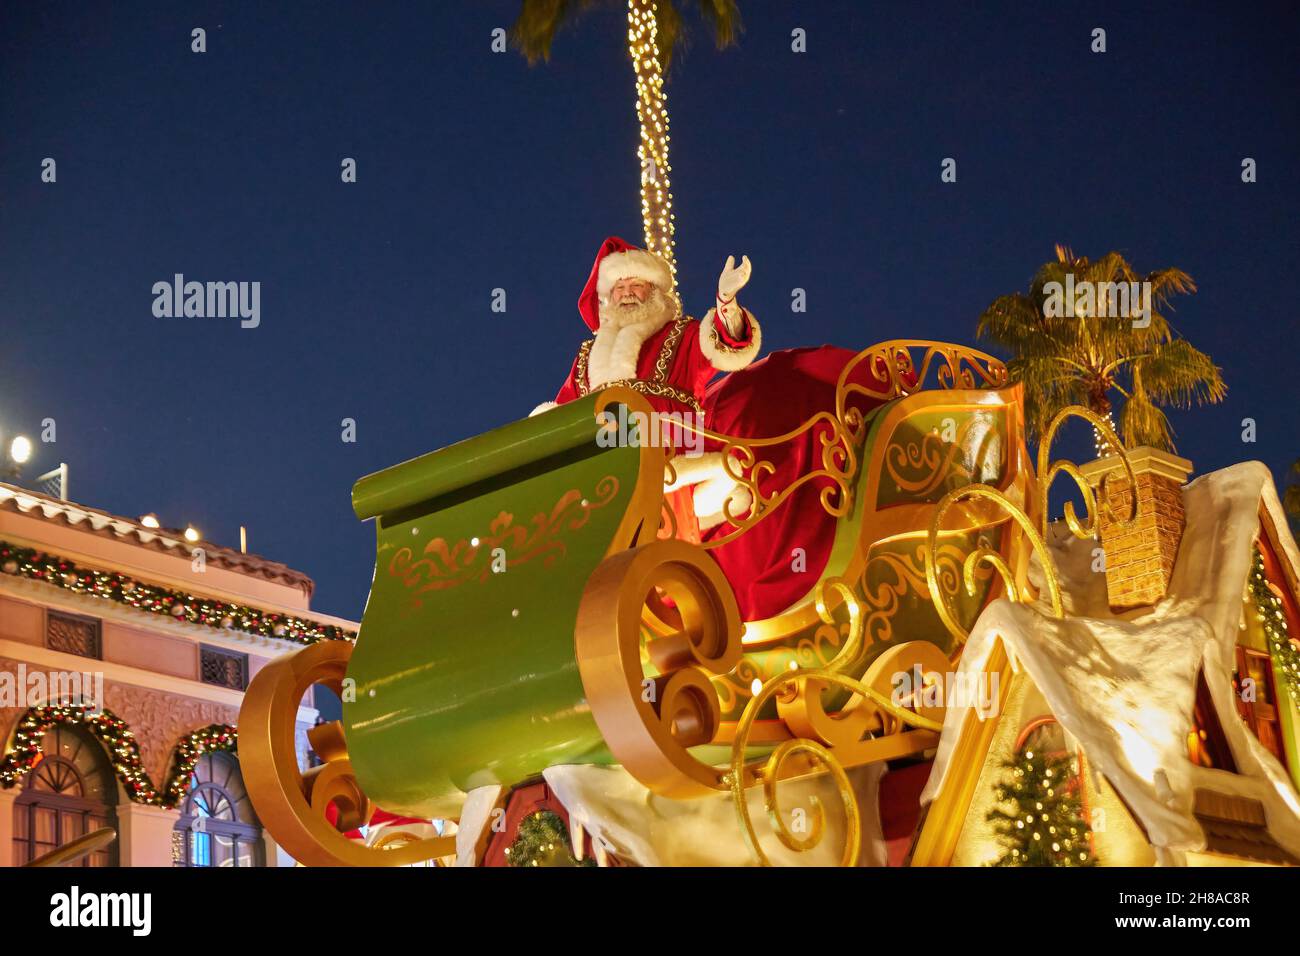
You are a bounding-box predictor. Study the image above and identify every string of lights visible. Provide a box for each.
[1248,547,1300,703]
[0,541,355,645]
[628,0,676,284]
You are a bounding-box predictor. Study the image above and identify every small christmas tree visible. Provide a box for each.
[504,810,596,867]
[986,747,1094,866]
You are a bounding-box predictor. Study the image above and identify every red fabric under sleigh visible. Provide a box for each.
[701,346,903,622]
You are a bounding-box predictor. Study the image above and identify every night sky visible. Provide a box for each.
[2,2,1297,620]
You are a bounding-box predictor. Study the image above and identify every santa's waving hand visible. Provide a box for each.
[715,254,752,337]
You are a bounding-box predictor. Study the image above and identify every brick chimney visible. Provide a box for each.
[1079,447,1194,610]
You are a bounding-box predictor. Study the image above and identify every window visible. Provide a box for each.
[173,753,263,867]
[1188,670,1237,771]
[45,611,102,660]
[200,646,248,691]
[1234,646,1288,769]
[13,725,118,867]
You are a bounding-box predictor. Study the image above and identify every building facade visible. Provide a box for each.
[0,481,354,867]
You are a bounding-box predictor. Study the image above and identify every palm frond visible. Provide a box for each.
[1119,369,1176,451]
[1134,339,1226,408]
[1144,267,1197,309]
[510,0,600,65]
[1007,355,1088,442]
[686,0,742,48]
[511,0,742,71]
[976,293,1040,348]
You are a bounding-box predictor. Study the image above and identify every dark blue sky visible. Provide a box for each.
[3,2,1297,619]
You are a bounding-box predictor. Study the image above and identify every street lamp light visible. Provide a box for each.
[3,433,32,480]
[9,436,31,465]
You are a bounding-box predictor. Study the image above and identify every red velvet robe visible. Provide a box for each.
[701,346,905,621]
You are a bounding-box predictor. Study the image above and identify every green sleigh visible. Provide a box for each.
[240,340,1039,866]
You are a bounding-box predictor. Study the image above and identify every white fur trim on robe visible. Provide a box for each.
[587,322,658,388]
[699,307,761,371]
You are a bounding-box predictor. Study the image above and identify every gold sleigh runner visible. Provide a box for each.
[239,340,1137,866]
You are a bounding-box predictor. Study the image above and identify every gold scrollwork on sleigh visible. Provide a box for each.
[658,341,1009,550]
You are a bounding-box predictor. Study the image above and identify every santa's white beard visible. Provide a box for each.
[588,287,677,388]
[597,286,676,333]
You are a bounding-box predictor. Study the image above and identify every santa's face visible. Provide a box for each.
[609,277,653,306]
[598,278,674,333]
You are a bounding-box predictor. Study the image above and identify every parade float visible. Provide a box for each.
[235,0,1300,868]
[234,325,1300,867]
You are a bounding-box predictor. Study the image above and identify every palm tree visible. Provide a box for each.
[510,1,743,276]
[976,245,1226,453]
[511,1,742,72]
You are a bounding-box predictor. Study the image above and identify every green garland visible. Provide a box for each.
[504,810,596,867]
[986,746,1094,867]
[0,541,354,645]
[1247,548,1300,704]
[0,702,237,808]
[162,723,240,808]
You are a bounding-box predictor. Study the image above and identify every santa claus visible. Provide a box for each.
[532,236,763,536]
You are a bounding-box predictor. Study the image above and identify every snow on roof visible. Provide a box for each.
[921,461,1300,861]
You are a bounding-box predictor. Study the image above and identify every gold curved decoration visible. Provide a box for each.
[835,340,1008,440]
[726,576,945,866]
[884,421,978,496]
[660,341,1008,550]
[925,484,1064,645]
[1035,405,1139,540]
[675,411,858,549]
[239,639,456,866]
[728,667,943,867]
[575,538,744,797]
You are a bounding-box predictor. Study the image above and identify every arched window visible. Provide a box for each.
[173,752,263,867]
[13,724,119,867]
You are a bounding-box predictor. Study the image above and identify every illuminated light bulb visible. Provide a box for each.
[184,526,200,543]
[140,514,161,529]
[8,435,32,464]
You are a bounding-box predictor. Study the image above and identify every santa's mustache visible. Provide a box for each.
[598,286,677,331]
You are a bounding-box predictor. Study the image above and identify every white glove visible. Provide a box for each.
[717,254,752,301]
[716,255,752,336]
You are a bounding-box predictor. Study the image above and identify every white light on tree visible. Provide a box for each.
[627,0,676,285]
